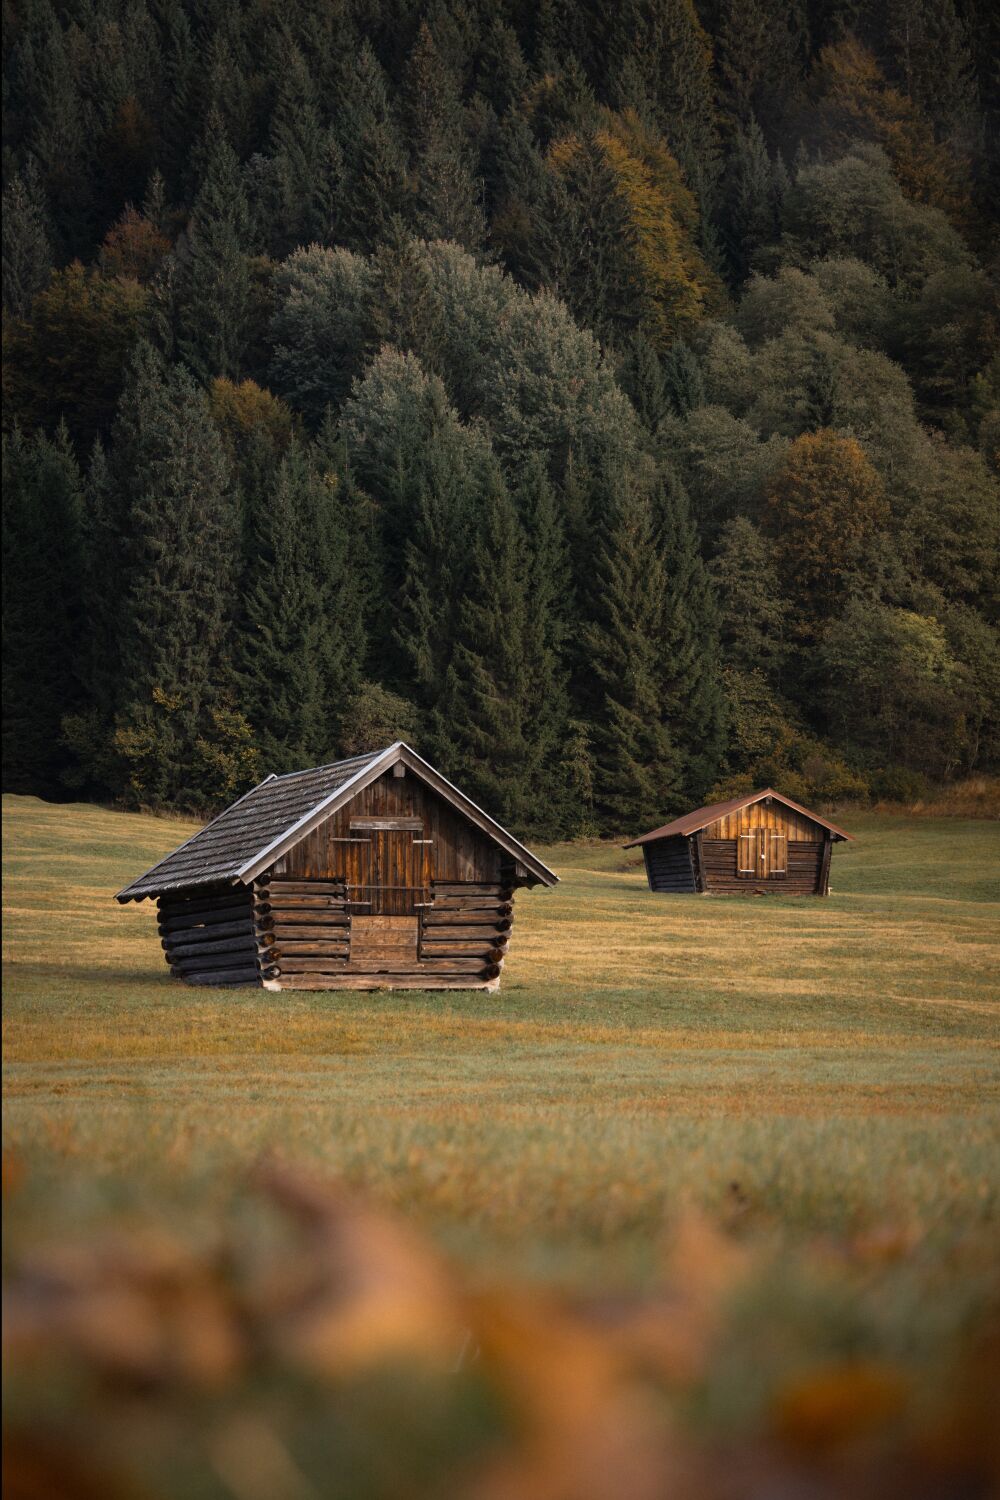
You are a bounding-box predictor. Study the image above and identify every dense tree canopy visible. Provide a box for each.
[2,0,997,829]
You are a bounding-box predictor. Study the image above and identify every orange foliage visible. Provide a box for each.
[207,377,296,453]
[99,207,171,283]
[808,38,970,224]
[549,109,722,348]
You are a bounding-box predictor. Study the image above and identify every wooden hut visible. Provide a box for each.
[626,789,851,896]
[116,743,558,991]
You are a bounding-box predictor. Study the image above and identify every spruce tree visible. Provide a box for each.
[723,116,775,285]
[109,347,242,806]
[2,425,84,794]
[175,111,253,382]
[239,440,357,772]
[583,480,683,830]
[267,39,325,252]
[337,43,409,250]
[662,339,706,415]
[2,162,53,317]
[653,468,728,800]
[404,22,484,248]
[431,474,535,824]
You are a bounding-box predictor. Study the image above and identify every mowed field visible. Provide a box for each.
[3,792,1000,1499]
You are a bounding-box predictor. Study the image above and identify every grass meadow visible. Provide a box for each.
[3,792,1000,1499]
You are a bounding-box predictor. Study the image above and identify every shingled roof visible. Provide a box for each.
[624,788,853,847]
[116,743,558,902]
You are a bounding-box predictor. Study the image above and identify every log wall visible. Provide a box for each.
[261,877,512,991]
[643,836,699,893]
[158,887,268,986]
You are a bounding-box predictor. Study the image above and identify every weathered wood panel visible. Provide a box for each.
[701,839,824,894]
[701,801,825,842]
[643,836,698,893]
[272,770,505,890]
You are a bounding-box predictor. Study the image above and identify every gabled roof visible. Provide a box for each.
[624,788,853,848]
[116,743,559,902]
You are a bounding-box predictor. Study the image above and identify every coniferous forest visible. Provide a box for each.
[3,0,998,836]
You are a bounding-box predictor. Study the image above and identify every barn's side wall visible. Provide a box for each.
[157,887,268,985]
[643,836,699,893]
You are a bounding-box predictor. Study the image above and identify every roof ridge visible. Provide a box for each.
[266,748,386,783]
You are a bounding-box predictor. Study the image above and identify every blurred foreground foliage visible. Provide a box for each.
[4,1159,998,1500]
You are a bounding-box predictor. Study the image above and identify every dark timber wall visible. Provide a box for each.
[158,887,268,986]
[643,836,698,893]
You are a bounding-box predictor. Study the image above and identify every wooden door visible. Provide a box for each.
[738,829,787,879]
[347,818,430,915]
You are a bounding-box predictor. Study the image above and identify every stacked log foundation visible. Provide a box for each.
[158,888,269,985]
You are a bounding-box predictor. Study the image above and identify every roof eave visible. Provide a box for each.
[625,787,853,847]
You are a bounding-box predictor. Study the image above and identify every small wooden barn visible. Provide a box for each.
[116,743,558,991]
[626,788,851,896]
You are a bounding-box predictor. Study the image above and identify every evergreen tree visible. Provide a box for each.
[2,425,84,793]
[108,347,242,806]
[267,38,325,252]
[583,480,683,829]
[404,21,484,247]
[709,515,790,677]
[723,116,776,285]
[239,440,357,771]
[609,0,720,195]
[662,339,706,415]
[175,111,253,382]
[337,43,410,250]
[2,162,53,317]
[654,468,728,800]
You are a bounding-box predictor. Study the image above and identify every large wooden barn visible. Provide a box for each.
[626,788,851,896]
[116,744,558,991]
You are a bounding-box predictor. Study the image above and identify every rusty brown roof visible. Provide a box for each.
[624,788,853,847]
[116,744,559,902]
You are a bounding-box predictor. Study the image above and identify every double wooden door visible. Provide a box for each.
[737,828,788,878]
[346,817,431,915]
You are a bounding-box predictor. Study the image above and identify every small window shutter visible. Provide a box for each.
[737,833,756,875]
[770,833,788,875]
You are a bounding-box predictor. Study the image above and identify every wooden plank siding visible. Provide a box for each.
[261,769,516,990]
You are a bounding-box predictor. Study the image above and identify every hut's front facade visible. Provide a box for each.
[117,744,557,991]
[626,789,851,896]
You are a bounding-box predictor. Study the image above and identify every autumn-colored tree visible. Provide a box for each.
[801,38,970,223]
[763,429,889,625]
[98,206,171,283]
[541,109,721,348]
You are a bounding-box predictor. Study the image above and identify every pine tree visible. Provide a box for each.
[583,480,683,830]
[653,468,727,800]
[616,333,671,436]
[109,347,242,806]
[175,111,253,382]
[723,116,775,285]
[239,440,356,771]
[2,425,84,793]
[267,39,325,252]
[2,162,53,317]
[404,21,484,248]
[337,43,410,250]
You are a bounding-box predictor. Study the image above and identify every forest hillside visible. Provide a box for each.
[3,0,998,835]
